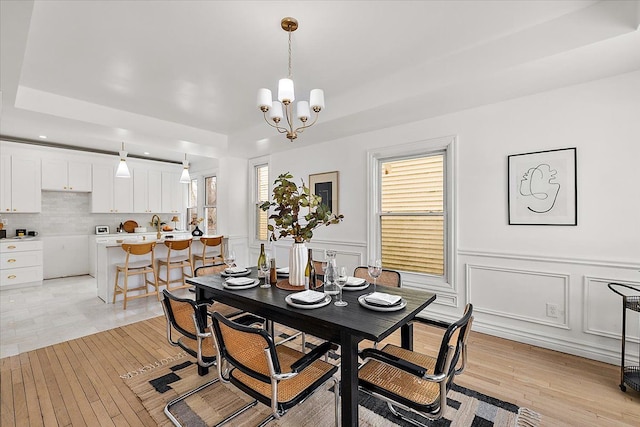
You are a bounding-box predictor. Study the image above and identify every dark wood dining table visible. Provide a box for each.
[186,269,436,427]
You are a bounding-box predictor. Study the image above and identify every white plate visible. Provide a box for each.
[285,294,332,309]
[342,282,370,292]
[221,269,251,277]
[358,295,407,312]
[223,279,259,290]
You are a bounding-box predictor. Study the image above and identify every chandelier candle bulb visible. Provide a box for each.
[310,89,324,111]
[270,101,284,121]
[296,101,310,121]
[258,88,272,110]
[278,78,295,103]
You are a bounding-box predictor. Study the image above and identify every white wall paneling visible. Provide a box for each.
[583,276,639,343]
[466,263,570,329]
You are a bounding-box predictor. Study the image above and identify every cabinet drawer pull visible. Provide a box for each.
[7,259,16,263]
[7,275,16,279]
[7,245,16,249]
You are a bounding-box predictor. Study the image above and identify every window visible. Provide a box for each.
[186,178,198,228]
[369,136,455,285]
[204,176,217,235]
[255,164,269,241]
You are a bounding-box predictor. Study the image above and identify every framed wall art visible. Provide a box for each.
[508,147,577,225]
[309,171,339,214]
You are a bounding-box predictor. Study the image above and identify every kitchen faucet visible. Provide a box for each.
[151,214,162,239]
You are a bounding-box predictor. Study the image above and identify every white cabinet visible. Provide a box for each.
[161,171,185,213]
[133,168,162,213]
[91,164,133,213]
[0,155,41,213]
[0,239,43,288]
[41,159,92,191]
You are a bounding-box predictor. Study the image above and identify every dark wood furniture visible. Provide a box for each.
[187,268,436,427]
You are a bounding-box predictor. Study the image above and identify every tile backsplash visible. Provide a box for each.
[0,192,179,236]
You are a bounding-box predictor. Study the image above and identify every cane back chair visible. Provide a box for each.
[211,312,340,426]
[358,304,474,426]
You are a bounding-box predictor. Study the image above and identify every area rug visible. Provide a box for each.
[123,356,541,427]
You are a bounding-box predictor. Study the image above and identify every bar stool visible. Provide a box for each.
[192,236,224,268]
[113,241,160,309]
[157,238,194,291]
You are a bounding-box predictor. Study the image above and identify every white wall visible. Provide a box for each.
[242,70,640,364]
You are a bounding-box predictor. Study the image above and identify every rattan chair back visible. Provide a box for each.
[161,290,206,340]
[194,263,227,277]
[353,266,401,288]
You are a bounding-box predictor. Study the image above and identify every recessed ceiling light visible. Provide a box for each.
[39,135,47,139]
[143,152,150,155]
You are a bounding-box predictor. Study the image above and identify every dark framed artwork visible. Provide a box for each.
[508,147,577,225]
[309,171,339,214]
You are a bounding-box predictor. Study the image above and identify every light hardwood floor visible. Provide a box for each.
[1,276,639,426]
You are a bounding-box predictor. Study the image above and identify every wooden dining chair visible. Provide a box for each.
[211,312,340,426]
[157,238,194,291]
[112,241,160,309]
[192,236,224,269]
[358,304,474,425]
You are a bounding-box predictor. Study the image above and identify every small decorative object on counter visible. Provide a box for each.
[191,226,203,237]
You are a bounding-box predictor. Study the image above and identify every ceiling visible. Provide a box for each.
[1,1,639,167]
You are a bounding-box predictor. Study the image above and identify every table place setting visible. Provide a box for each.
[358,291,407,312]
[223,277,260,290]
[285,289,332,309]
[342,276,369,291]
[220,266,251,277]
[276,266,289,276]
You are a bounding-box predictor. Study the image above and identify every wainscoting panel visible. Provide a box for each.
[466,264,570,329]
[584,276,639,343]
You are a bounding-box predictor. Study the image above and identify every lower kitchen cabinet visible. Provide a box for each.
[0,239,43,288]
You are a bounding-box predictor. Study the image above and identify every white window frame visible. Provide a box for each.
[367,135,457,290]
[249,156,270,247]
[203,174,217,235]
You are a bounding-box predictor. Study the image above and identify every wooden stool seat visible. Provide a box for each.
[113,242,160,309]
[157,238,194,291]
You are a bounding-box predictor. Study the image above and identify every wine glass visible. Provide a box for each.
[368,259,382,294]
[334,266,348,307]
[224,249,236,270]
[259,256,271,288]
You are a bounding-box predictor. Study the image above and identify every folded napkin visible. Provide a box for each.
[225,277,255,286]
[276,267,289,274]
[290,290,326,304]
[364,292,402,306]
[345,276,366,286]
[225,266,248,274]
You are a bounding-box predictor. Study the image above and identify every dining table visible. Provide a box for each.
[186,268,437,427]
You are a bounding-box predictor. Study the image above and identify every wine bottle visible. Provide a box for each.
[305,248,316,290]
[257,243,266,278]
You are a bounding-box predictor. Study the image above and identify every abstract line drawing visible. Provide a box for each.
[508,148,576,225]
[519,164,560,213]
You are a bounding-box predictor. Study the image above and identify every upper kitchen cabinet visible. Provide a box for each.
[161,171,185,214]
[41,159,92,192]
[133,168,162,213]
[0,155,41,213]
[91,164,134,213]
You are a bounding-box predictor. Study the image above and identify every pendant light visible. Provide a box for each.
[115,142,130,178]
[179,153,191,183]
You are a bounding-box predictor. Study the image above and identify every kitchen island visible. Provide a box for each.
[95,233,218,303]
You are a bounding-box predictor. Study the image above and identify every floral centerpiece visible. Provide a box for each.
[260,172,343,285]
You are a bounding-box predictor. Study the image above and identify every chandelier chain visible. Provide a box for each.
[287,28,293,78]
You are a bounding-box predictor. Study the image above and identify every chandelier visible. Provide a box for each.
[257,17,324,141]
